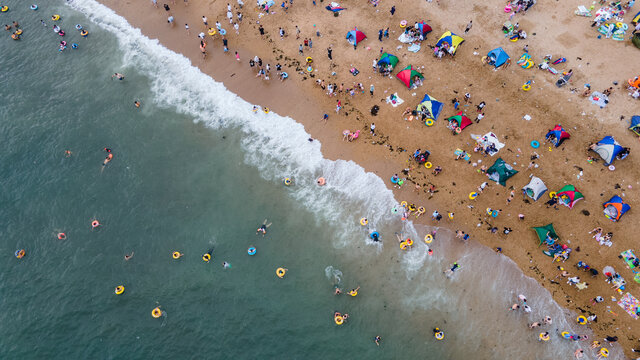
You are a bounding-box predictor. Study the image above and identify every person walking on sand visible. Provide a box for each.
[335,100,342,114]
[464,20,472,33]
[390,5,395,15]
[327,46,333,60]
[200,40,207,58]
[202,16,208,27]
[235,51,240,61]
[185,23,190,35]
[370,84,374,96]
[370,123,375,135]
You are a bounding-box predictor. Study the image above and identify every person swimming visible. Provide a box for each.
[112,73,125,80]
[134,100,141,108]
[444,262,459,276]
[374,335,382,346]
[222,261,230,269]
[347,286,360,297]
[124,252,134,260]
[371,232,380,242]
[256,219,272,236]
[103,152,113,166]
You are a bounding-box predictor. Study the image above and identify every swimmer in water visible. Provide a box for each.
[334,287,342,295]
[543,316,552,325]
[134,100,141,108]
[529,322,540,328]
[444,262,459,276]
[4,24,11,31]
[427,248,433,256]
[64,150,72,157]
[112,73,125,80]
[574,349,584,358]
[102,152,113,167]
[523,304,532,313]
[518,294,527,303]
[371,232,380,242]
[222,261,230,269]
[510,303,520,311]
[347,286,360,297]
[374,335,382,346]
[124,252,134,260]
[256,219,272,236]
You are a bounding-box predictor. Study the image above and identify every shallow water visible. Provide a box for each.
[0,1,621,359]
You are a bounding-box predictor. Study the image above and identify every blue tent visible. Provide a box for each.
[545,124,571,147]
[346,28,366,46]
[416,94,443,121]
[603,195,630,222]
[629,115,640,136]
[486,47,510,68]
[591,136,624,165]
[377,52,399,71]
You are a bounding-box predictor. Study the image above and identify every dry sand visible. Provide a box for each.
[97,0,640,355]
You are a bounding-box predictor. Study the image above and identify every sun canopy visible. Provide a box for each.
[470,132,505,156]
[346,28,366,46]
[629,116,640,136]
[532,223,559,247]
[523,176,548,201]
[591,136,625,165]
[545,125,571,147]
[447,112,472,131]
[486,157,518,186]
[603,195,630,222]
[396,65,423,88]
[416,93,443,121]
[417,21,433,36]
[435,31,465,55]
[486,47,510,68]
[377,52,399,71]
[556,184,584,209]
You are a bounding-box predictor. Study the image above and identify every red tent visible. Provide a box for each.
[395,66,424,88]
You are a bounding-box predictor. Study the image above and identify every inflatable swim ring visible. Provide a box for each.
[151,307,162,318]
[208,28,216,36]
[425,119,434,126]
[400,201,408,208]
[400,20,407,28]
[616,22,623,28]
[15,249,26,259]
[360,218,368,226]
[406,239,413,246]
[334,314,344,325]
[31,5,38,10]
[622,23,629,30]
[307,66,313,72]
[306,57,313,64]
[247,247,256,255]
[504,4,512,12]
[1,6,9,12]
[549,191,556,198]
[276,267,286,278]
[80,30,88,37]
[317,177,326,186]
[530,140,539,148]
[115,285,125,295]
[561,331,570,338]
[417,207,425,214]
[59,30,65,36]
[202,253,211,262]
[390,176,399,184]
[469,192,478,200]
[219,28,227,36]
[576,316,587,325]
[71,43,78,49]
[434,329,444,340]
[424,234,433,244]
[369,231,380,240]
[91,220,100,228]
[283,178,292,186]
[455,127,462,134]
[522,84,531,91]
[539,332,550,341]
[57,232,66,240]
[51,14,60,21]
[172,251,182,259]
[424,162,432,169]
[486,208,493,215]
[391,206,399,214]
[281,72,288,79]
[608,165,615,171]
[75,24,83,30]
[600,348,609,358]
[263,107,270,113]
[15,29,22,35]
[400,241,407,250]
[11,33,19,40]
[491,210,499,218]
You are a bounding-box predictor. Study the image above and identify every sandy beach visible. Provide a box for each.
[96,0,640,356]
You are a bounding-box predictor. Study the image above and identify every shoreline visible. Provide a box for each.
[94,0,640,356]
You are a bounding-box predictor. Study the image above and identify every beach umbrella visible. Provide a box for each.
[486,47,510,68]
[377,52,399,71]
[556,185,584,209]
[545,125,571,147]
[446,112,472,131]
[532,223,559,247]
[435,31,465,55]
[395,65,423,88]
[603,195,630,222]
[417,21,433,36]
[522,176,548,201]
[591,136,624,165]
[416,93,443,120]
[486,157,518,186]
[346,27,366,46]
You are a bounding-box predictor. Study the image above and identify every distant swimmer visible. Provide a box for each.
[112,73,125,80]
[518,294,527,303]
[510,303,520,311]
[444,262,459,276]
[222,261,231,269]
[543,316,552,325]
[256,219,272,236]
[347,286,360,297]
[374,335,382,346]
[334,287,342,295]
[523,304,532,313]
[64,150,72,157]
[124,252,134,260]
[134,100,141,108]
[4,24,11,31]
[574,349,584,359]
[103,152,113,167]
[529,322,540,328]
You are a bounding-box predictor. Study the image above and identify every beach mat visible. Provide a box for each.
[621,249,637,268]
[386,93,404,107]
[454,148,471,161]
[617,292,640,319]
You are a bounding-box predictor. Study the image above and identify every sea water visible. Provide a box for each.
[0,1,621,359]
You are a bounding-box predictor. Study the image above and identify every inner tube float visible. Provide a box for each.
[622,23,629,30]
[522,84,531,91]
[334,314,344,325]
[15,249,26,259]
[486,208,493,215]
[31,5,38,10]
[57,232,66,240]
[114,285,125,295]
[600,348,609,358]
[11,33,19,40]
[434,328,444,340]
[51,14,60,21]
[510,36,519,42]
[539,332,550,341]
[469,192,478,200]
[561,331,570,339]
[71,43,78,49]
[207,28,216,36]
[80,30,88,37]
[360,218,368,226]
[531,140,540,148]
[307,66,313,73]
[390,206,399,214]
[202,253,211,262]
[1,6,9,12]
[504,4,512,12]
[424,234,433,244]
[492,210,499,218]
[247,247,256,255]
[59,30,65,36]
[549,191,557,198]
[455,127,462,134]
[400,241,407,250]
[91,220,100,228]
[425,119,434,126]
[276,267,286,278]
[281,72,288,79]
[417,207,425,214]
[75,24,83,30]
[263,107,269,113]
[283,178,292,186]
[424,162,432,169]
[151,307,162,318]
[219,28,227,36]
[172,251,182,259]
[576,316,587,325]
[400,201,408,208]
[317,177,326,186]
[305,57,313,64]
[369,231,380,240]
[400,20,407,28]
[390,176,399,184]
[406,238,413,246]
[616,22,623,28]
[15,29,23,35]
[608,165,615,171]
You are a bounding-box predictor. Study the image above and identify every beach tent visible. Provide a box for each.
[435,31,465,55]
[556,184,584,209]
[486,157,518,186]
[447,112,472,131]
[603,195,630,222]
[417,21,433,37]
[326,2,346,12]
[396,65,424,88]
[545,125,571,147]
[377,53,399,71]
[522,176,548,201]
[591,136,624,165]
[346,28,366,46]
[257,0,276,7]
[470,132,505,156]
[532,223,559,247]
[629,116,640,136]
[416,93,443,120]
[633,10,640,25]
[486,47,510,68]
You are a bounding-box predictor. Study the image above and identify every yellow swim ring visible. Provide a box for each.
[400,201,408,208]
[434,329,444,340]
[1,6,9,12]
[283,178,292,186]
[360,218,368,226]
[539,332,550,341]
[424,162,432,169]
[52,14,60,21]
[208,28,216,36]
[172,251,182,259]
[576,315,587,324]
[549,191,556,198]
[334,315,344,325]
[424,234,433,244]
[263,107,270,113]
[202,253,211,262]
[522,84,531,91]
[306,57,312,63]
[115,285,125,295]
[276,267,286,278]
[417,207,425,214]
[469,192,478,200]
[425,119,434,126]
[400,241,407,250]
[616,22,623,28]
[151,307,162,318]
[600,348,609,357]
[15,29,23,35]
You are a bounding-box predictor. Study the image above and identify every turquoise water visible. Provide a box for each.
[0,1,619,359]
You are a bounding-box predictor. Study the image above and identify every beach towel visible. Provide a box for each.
[621,249,638,268]
[589,91,609,108]
[552,57,566,65]
[454,148,471,161]
[350,67,359,76]
[397,33,415,44]
[617,292,640,319]
[470,132,505,156]
[385,93,404,107]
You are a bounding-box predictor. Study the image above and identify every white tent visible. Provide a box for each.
[470,132,505,156]
[522,176,548,201]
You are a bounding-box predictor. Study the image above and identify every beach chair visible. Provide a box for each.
[574,5,592,16]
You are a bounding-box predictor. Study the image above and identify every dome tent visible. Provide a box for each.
[346,27,366,47]
[377,52,399,72]
[603,195,630,222]
[556,184,584,209]
[396,65,423,88]
[416,93,443,121]
[486,157,518,186]
[532,223,559,247]
[522,176,547,201]
[590,136,626,165]
[545,125,571,147]
[435,31,465,55]
[486,47,510,68]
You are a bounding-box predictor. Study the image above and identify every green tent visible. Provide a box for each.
[486,158,518,186]
[532,223,559,247]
